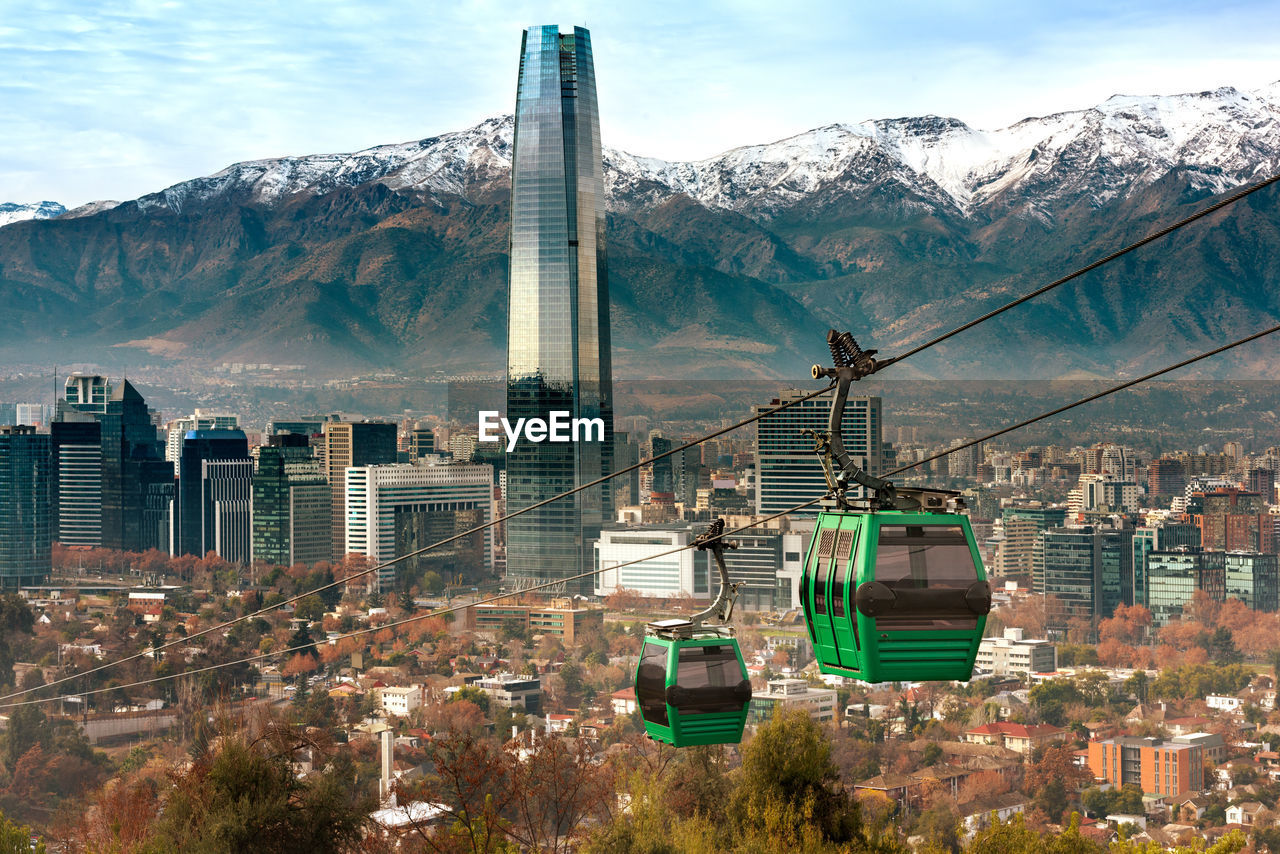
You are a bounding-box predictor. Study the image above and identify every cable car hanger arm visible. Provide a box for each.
[688,518,741,628]
[807,329,961,513]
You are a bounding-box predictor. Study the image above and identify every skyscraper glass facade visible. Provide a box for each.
[0,426,50,587]
[506,25,613,594]
[754,390,882,516]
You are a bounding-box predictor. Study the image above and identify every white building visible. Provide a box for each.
[379,685,425,717]
[344,460,494,591]
[476,673,541,714]
[749,678,837,725]
[975,628,1056,677]
[165,411,239,462]
[593,526,712,599]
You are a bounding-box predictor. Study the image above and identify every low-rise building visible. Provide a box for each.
[974,628,1056,676]
[1087,736,1204,797]
[963,722,1067,756]
[476,673,541,714]
[379,685,424,717]
[749,678,837,725]
[471,598,604,645]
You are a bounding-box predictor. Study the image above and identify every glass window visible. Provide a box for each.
[672,645,747,715]
[832,529,855,618]
[636,642,669,726]
[814,528,835,615]
[872,524,979,630]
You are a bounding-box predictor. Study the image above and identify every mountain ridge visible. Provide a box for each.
[2,83,1279,380]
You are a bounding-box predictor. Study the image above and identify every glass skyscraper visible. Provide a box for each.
[506,25,613,594]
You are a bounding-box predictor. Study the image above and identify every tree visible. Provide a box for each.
[149,733,367,853]
[0,595,35,690]
[731,707,864,846]
[0,808,44,854]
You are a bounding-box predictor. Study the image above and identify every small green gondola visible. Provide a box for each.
[800,330,992,684]
[635,520,753,747]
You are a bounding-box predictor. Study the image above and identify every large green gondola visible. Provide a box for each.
[801,509,989,683]
[634,520,753,747]
[799,329,992,684]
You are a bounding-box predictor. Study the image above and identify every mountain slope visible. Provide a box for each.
[2,83,1279,379]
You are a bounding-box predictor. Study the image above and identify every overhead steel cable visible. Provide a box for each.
[876,171,1280,371]
[13,170,1278,706]
[1,499,823,709]
[0,382,836,705]
[884,321,1280,479]
[15,319,1280,710]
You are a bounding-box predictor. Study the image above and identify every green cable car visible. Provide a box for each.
[635,520,753,747]
[802,510,990,683]
[799,330,992,684]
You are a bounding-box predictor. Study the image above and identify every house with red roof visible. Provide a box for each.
[963,722,1067,756]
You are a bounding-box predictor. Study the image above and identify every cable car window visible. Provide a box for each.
[814,528,835,614]
[673,645,747,715]
[873,525,979,630]
[832,530,855,618]
[636,643,670,726]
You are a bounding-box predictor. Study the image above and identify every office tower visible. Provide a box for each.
[505,25,613,594]
[252,434,330,567]
[1132,523,1201,607]
[323,421,398,560]
[1147,457,1186,497]
[1247,468,1276,504]
[754,389,882,516]
[165,411,239,463]
[0,426,50,587]
[267,419,326,441]
[1225,553,1279,612]
[1041,525,1134,626]
[1192,488,1272,552]
[1004,504,1067,590]
[63,373,110,412]
[409,423,435,458]
[1147,550,1226,626]
[649,435,675,502]
[15,403,50,428]
[344,460,494,592]
[57,375,172,552]
[613,431,640,508]
[98,381,174,553]
[50,420,102,547]
[177,430,251,562]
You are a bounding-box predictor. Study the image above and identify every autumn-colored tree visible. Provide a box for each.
[507,735,614,854]
[1098,604,1152,646]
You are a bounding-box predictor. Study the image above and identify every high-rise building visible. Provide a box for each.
[165,411,239,463]
[1132,523,1200,608]
[1004,504,1067,590]
[1147,550,1225,626]
[251,434,330,568]
[344,459,494,592]
[613,432,640,508]
[50,420,102,547]
[177,430,251,562]
[409,423,435,459]
[505,25,613,594]
[1041,525,1134,626]
[323,421,398,560]
[754,389,881,516]
[1225,552,1279,612]
[0,426,50,587]
[99,382,173,553]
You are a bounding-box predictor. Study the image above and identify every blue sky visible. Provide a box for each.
[4,0,1279,207]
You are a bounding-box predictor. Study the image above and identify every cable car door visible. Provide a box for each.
[804,524,839,665]
[828,518,860,671]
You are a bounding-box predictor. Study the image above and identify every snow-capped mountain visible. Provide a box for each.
[90,82,1280,223]
[3,81,1278,380]
[0,201,66,227]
